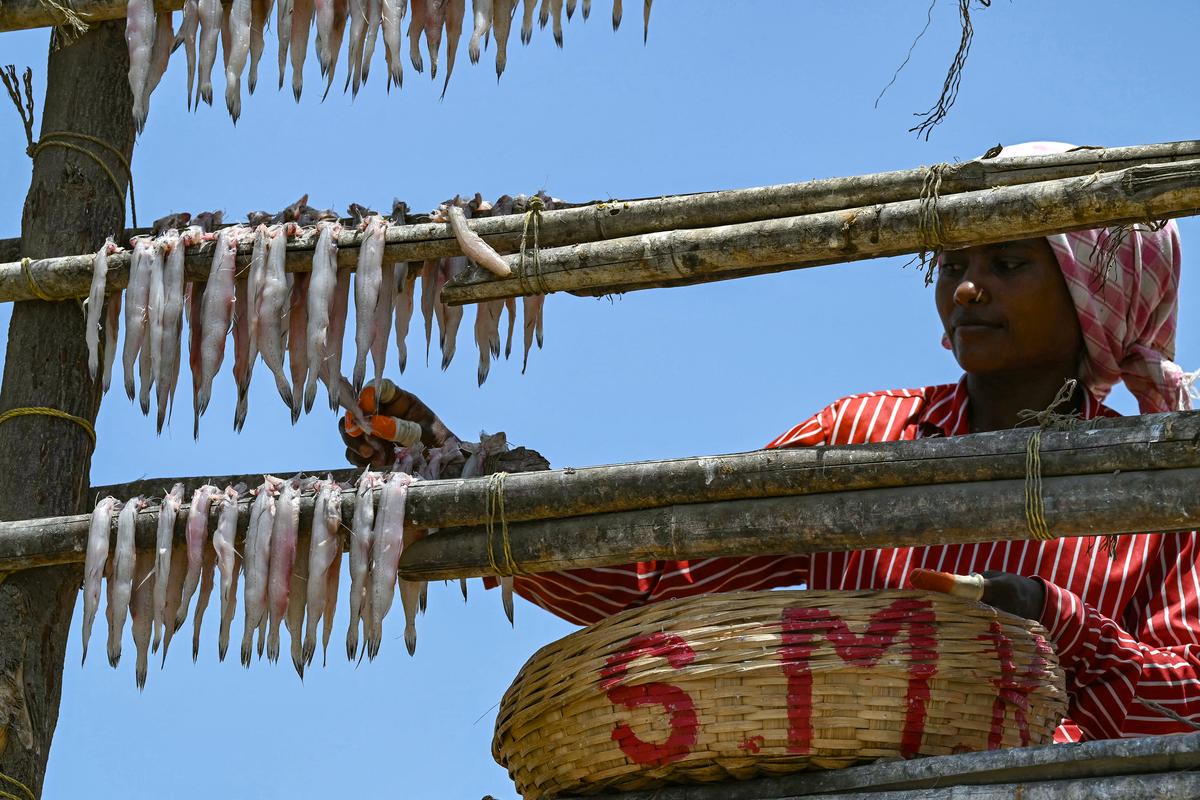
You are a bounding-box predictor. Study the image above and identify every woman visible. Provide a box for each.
[342,143,1198,741]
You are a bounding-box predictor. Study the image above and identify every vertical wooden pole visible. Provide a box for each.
[0,21,133,795]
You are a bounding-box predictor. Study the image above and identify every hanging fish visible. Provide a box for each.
[125,0,156,130]
[382,0,406,89]
[213,485,243,662]
[130,547,156,689]
[439,0,465,97]
[197,0,223,105]
[289,0,315,99]
[81,496,120,666]
[151,483,186,653]
[260,224,297,410]
[468,0,490,63]
[175,0,200,110]
[86,238,120,384]
[194,226,240,438]
[304,221,341,413]
[353,215,387,393]
[346,471,381,660]
[492,0,514,78]
[122,237,155,404]
[248,0,274,92]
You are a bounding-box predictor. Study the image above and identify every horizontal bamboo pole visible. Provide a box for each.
[0,0,183,32]
[398,466,1200,581]
[1,141,1198,302]
[441,158,1200,303]
[1,413,1196,574]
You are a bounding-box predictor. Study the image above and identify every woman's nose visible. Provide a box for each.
[953,279,986,306]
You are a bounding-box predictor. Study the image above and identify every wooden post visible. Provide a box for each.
[0,23,133,795]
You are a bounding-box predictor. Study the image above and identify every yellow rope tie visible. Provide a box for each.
[1023,429,1051,541]
[0,406,96,448]
[517,195,548,296]
[0,770,35,800]
[18,258,55,302]
[485,471,520,578]
[30,133,138,229]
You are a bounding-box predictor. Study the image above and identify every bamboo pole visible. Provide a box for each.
[2,412,1197,574]
[0,0,183,32]
[441,158,1200,303]
[1,141,1198,302]
[398,466,1200,581]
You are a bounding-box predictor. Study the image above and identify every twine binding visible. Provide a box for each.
[0,406,96,447]
[918,162,953,285]
[517,194,548,296]
[485,471,520,577]
[0,770,35,800]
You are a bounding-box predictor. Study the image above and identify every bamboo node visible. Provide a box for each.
[0,406,96,447]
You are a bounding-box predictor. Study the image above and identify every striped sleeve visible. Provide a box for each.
[1036,531,1200,738]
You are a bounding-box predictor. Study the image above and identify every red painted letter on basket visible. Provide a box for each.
[599,631,699,767]
[780,599,938,758]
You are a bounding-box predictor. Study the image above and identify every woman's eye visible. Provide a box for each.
[995,259,1028,272]
[938,262,965,276]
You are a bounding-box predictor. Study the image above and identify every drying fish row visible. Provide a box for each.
[79,432,510,687]
[85,192,552,437]
[126,0,654,129]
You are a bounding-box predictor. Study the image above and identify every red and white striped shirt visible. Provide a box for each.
[506,379,1200,741]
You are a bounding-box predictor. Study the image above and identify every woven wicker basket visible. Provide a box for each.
[493,590,1067,799]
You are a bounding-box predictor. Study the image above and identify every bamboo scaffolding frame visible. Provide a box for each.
[2,412,1196,575]
[0,0,183,33]
[442,158,1200,303]
[0,141,1198,303]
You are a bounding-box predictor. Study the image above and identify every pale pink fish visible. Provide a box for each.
[382,0,406,88]
[101,292,122,395]
[285,527,310,677]
[197,0,223,105]
[610,0,619,29]
[463,431,512,620]
[323,266,351,410]
[468,0,490,63]
[346,471,380,660]
[176,485,219,633]
[260,224,296,409]
[152,482,186,653]
[446,202,511,278]
[224,0,252,121]
[86,237,120,383]
[107,497,145,667]
[156,227,192,433]
[361,0,383,86]
[125,0,156,131]
[304,221,341,413]
[245,225,270,381]
[130,547,156,690]
[519,0,535,44]
[522,294,544,373]
[287,273,310,423]
[144,12,175,112]
[81,496,120,665]
[503,296,516,358]
[276,0,293,88]
[176,0,200,110]
[439,0,464,97]
[352,215,386,392]
[265,481,300,663]
[213,485,244,662]
[423,0,447,79]
[302,480,341,666]
[370,261,395,397]
[320,0,350,97]
[231,273,250,430]
[122,237,155,404]
[190,536,217,661]
[366,472,415,660]
[492,0,514,78]
[399,513,425,655]
[315,0,335,73]
[438,257,467,370]
[393,264,416,373]
[239,479,276,666]
[419,259,439,365]
[138,239,165,417]
[345,0,370,95]
[289,0,315,99]
[195,226,241,438]
[474,300,504,385]
[549,0,562,46]
[158,530,189,664]
[248,0,274,92]
[408,0,426,72]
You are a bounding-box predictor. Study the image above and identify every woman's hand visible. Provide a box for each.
[339,379,459,469]
[909,568,1046,621]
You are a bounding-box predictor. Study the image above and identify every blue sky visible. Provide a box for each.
[0,1,1197,797]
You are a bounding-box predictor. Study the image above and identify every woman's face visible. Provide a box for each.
[935,238,1084,377]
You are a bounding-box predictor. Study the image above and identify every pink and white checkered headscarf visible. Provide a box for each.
[991,141,1193,413]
